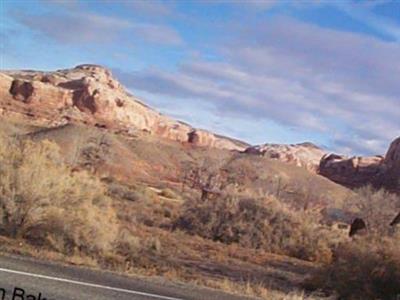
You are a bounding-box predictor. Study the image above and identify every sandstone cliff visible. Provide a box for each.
[319,137,400,190]
[319,154,386,187]
[0,64,247,151]
[2,64,397,185]
[385,137,400,171]
[383,137,400,190]
[243,142,326,172]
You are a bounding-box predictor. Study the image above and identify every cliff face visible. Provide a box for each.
[385,137,400,171]
[319,154,386,187]
[2,64,397,185]
[319,137,400,190]
[244,142,326,172]
[0,65,247,151]
[383,137,400,191]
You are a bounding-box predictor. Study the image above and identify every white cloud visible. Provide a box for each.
[117,17,400,155]
[7,1,400,155]
[13,10,182,46]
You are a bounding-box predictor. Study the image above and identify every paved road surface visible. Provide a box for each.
[0,254,253,300]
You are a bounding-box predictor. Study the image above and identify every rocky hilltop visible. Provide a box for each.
[0,64,248,151]
[0,64,329,172]
[319,137,400,190]
[1,64,398,184]
[244,142,326,172]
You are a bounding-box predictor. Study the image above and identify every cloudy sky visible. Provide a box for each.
[1,0,399,155]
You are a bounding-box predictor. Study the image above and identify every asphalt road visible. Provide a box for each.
[0,254,253,300]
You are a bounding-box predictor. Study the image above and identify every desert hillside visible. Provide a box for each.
[2,0,400,299]
[1,65,339,173]
[0,65,399,300]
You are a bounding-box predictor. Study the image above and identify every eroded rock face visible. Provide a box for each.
[319,154,386,187]
[383,137,400,190]
[318,137,400,190]
[244,142,326,172]
[385,137,400,170]
[0,64,246,151]
[188,129,218,147]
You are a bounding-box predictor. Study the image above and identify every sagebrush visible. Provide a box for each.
[174,195,335,262]
[0,130,117,255]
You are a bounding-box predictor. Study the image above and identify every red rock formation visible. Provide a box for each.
[188,130,217,147]
[319,154,386,187]
[0,65,246,151]
[319,137,400,189]
[383,137,400,191]
[385,137,400,170]
[244,142,326,172]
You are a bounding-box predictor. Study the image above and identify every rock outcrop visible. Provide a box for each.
[319,137,400,190]
[385,137,400,171]
[319,154,386,187]
[4,64,395,184]
[0,65,247,151]
[383,137,400,190]
[243,142,326,172]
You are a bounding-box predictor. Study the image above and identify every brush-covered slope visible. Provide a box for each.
[2,120,350,220]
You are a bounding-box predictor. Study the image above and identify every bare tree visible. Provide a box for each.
[181,158,229,200]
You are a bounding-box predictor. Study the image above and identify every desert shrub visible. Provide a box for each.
[0,131,117,255]
[174,196,335,262]
[309,234,400,300]
[107,182,141,202]
[343,186,400,234]
[115,227,141,257]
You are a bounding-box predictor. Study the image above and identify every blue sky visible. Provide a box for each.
[1,0,400,155]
